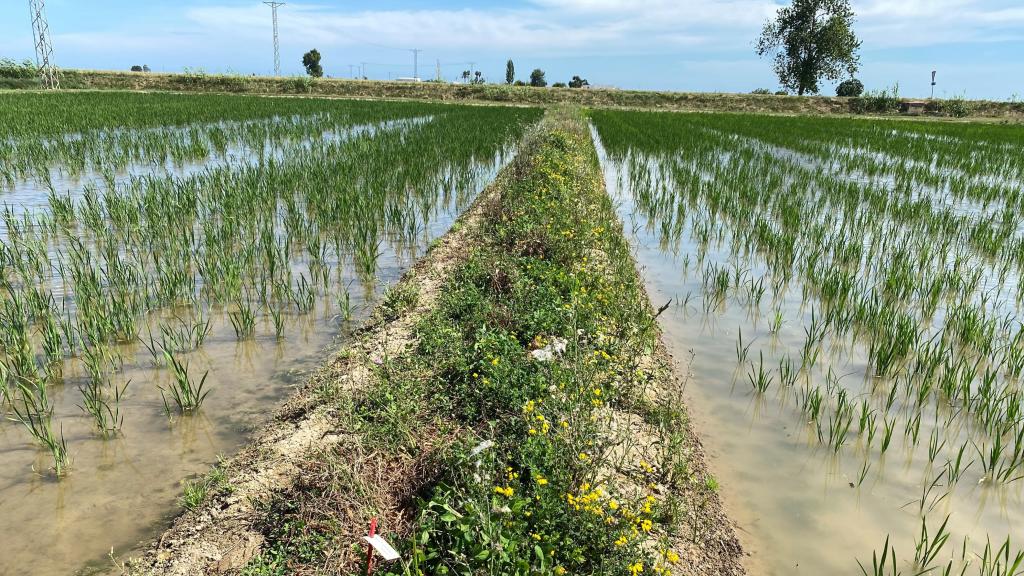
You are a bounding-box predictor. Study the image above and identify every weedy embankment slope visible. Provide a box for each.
[128,109,743,576]
[29,69,1024,120]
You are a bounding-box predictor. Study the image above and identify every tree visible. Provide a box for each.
[755,0,861,96]
[836,78,864,97]
[461,70,471,83]
[130,65,144,72]
[568,75,589,88]
[505,60,515,85]
[473,70,485,84]
[529,68,547,87]
[552,82,567,88]
[143,64,151,72]
[302,49,323,78]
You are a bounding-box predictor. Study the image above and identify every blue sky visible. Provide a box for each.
[1,0,1022,99]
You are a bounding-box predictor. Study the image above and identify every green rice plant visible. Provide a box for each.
[269,306,286,339]
[857,536,901,576]
[913,515,951,569]
[735,326,752,364]
[857,459,872,487]
[160,314,212,352]
[945,442,974,486]
[976,536,1024,576]
[747,351,771,393]
[228,300,258,340]
[881,416,896,455]
[159,351,212,415]
[78,378,129,438]
[9,380,71,477]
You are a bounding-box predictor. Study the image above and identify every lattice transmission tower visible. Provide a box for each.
[29,0,60,89]
[264,2,285,76]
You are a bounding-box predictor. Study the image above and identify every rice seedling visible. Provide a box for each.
[228,300,258,340]
[8,380,70,476]
[78,378,129,438]
[913,515,952,569]
[858,536,900,576]
[748,351,772,393]
[159,351,212,415]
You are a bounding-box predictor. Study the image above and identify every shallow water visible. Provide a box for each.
[592,125,1024,574]
[0,115,507,575]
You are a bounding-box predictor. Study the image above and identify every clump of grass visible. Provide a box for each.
[159,351,212,415]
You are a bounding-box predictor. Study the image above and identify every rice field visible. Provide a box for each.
[590,110,1024,575]
[0,92,540,575]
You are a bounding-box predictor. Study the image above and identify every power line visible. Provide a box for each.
[28,0,59,89]
[263,2,285,76]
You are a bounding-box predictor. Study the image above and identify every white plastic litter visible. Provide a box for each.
[363,534,401,561]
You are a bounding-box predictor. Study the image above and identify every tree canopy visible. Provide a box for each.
[302,49,323,78]
[506,60,515,85]
[530,68,547,88]
[568,75,589,89]
[836,78,864,97]
[756,0,861,95]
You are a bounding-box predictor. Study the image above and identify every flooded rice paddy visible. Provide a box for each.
[0,93,540,575]
[591,111,1024,575]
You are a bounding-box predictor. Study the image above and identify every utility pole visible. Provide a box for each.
[28,0,59,89]
[264,2,285,76]
[360,62,368,79]
[435,59,441,82]
[349,64,355,78]
[410,48,422,80]
[930,70,937,99]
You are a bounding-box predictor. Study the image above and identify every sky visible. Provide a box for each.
[1,0,1022,99]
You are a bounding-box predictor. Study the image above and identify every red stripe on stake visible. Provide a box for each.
[365,517,378,575]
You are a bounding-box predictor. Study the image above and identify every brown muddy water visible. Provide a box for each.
[592,127,1024,575]
[0,124,507,576]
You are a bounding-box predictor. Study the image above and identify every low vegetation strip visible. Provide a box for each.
[130,109,743,576]
[19,69,1024,120]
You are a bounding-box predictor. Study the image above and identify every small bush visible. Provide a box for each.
[552,82,567,88]
[774,90,789,96]
[836,78,864,97]
[926,96,974,118]
[751,88,772,95]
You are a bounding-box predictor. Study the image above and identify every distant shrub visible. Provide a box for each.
[774,90,788,96]
[751,88,772,95]
[130,65,144,72]
[850,84,900,114]
[552,82,567,88]
[290,76,315,94]
[925,95,974,118]
[0,58,37,79]
[836,78,864,97]
[513,80,527,87]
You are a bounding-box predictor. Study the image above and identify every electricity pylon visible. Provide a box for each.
[29,0,59,89]
[264,2,285,76]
